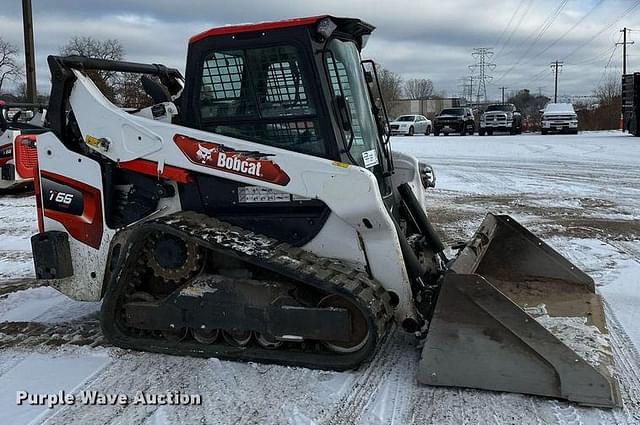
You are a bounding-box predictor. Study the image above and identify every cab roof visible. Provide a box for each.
[189,15,375,45]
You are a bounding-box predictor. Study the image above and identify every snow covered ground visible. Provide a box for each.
[0,195,37,280]
[0,130,639,424]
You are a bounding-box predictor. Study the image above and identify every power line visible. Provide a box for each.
[562,0,640,61]
[494,0,536,60]
[597,33,623,86]
[529,0,606,63]
[524,44,616,86]
[522,2,639,87]
[496,0,569,83]
[566,45,617,66]
[494,0,526,48]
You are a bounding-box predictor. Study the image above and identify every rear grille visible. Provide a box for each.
[14,136,37,179]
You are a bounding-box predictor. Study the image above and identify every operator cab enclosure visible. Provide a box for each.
[181,16,390,178]
[177,16,396,245]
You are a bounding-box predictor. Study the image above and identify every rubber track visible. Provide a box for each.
[0,320,106,349]
[101,211,393,370]
[0,278,44,297]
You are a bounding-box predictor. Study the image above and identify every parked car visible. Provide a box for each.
[541,103,578,134]
[479,103,522,135]
[433,107,475,136]
[389,114,432,136]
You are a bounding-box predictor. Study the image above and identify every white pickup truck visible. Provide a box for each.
[541,103,578,134]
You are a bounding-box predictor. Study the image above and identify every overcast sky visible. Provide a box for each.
[1,0,639,100]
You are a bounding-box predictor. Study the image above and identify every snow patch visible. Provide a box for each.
[528,304,612,368]
[0,352,110,425]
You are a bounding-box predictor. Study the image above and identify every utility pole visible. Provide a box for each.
[469,48,496,106]
[499,86,507,103]
[22,0,36,103]
[617,28,634,75]
[550,60,563,103]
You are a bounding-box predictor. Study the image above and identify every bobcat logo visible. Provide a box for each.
[196,144,215,163]
[174,134,291,186]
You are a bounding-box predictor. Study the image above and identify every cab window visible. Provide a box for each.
[198,45,326,157]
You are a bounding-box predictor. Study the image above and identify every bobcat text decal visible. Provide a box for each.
[173,134,290,186]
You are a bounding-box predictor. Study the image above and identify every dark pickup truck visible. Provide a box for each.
[433,107,475,136]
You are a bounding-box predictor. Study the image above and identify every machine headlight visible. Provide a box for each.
[419,162,436,188]
[316,18,337,39]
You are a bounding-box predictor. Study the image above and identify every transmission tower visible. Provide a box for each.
[458,76,477,103]
[469,48,496,106]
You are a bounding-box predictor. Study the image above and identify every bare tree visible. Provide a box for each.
[118,73,155,109]
[60,36,124,61]
[594,75,621,106]
[0,38,22,94]
[60,36,125,101]
[578,75,622,130]
[60,36,152,107]
[404,78,434,100]
[373,65,403,103]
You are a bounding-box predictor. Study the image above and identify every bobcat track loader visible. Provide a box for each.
[0,102,45,193]
[29,16,619,407]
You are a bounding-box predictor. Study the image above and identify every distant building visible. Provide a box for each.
[387,98,464,119]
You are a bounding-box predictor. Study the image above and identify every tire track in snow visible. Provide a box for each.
[602,238,640,423]
[604,301,640,423]
[606,240,640,264]
[363,332,416,424]
[326,328,400,425]
[550,401,583,425]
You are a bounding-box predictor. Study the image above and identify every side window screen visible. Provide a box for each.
[201,52,253,118]
[198,45,325,157]
[325,57,365,148]
[264,61,310,117]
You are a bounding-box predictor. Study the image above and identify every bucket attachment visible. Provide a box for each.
[418,214,620,407]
